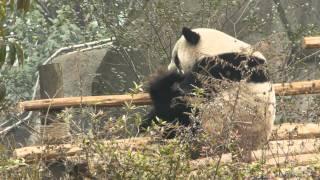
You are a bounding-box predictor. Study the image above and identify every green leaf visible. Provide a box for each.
[8,42,16,66]
[0,2,6,22]
[15,42,24,66]
[0,41,6,68]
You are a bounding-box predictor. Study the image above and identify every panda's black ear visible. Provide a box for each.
[182,27,200,45]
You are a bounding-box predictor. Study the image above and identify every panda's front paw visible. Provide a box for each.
[148,70,185,92]
[165,70,185,83]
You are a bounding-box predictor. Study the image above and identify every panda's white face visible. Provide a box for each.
[168,37,203,73]
[168,28,267,73]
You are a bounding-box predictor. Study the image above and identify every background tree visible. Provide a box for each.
[0,0,31,101]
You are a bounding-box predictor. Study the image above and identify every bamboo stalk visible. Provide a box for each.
[17,80,320,112]
[302,36,320,49]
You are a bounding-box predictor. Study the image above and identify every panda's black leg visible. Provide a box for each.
[140,108,156,130]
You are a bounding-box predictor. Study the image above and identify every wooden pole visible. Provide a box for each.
[302,36,320,49]
[38,63,70,142]
[17,80,320,112]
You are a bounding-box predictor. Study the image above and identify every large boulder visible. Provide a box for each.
[48,45,149,97]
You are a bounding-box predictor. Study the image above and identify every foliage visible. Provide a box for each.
[0,0,32,69]
[1,1,110,106]
[2,108,320,179]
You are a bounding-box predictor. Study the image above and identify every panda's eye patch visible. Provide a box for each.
[247,57,265,67]
[174,54,183,71]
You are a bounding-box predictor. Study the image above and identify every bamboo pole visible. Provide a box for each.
[302,36,320,49]
[13,123,320,162]
[17,80,320,112]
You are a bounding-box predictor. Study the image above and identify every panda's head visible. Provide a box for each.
[168,27,267,73]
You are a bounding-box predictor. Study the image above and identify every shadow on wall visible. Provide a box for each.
[92,47,149,95]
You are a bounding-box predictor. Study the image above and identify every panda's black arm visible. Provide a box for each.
[178,71,201,92]
[141,70,187,128]
[148,70,185,102]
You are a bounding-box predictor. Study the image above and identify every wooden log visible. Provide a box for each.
[191,152,320,168]
[13,137,320,165]
[13,123,320,162]
[18,93,151,112]
[302,36,320,49]
[271,123,320,140]
[273,80,320,96]
[193,138,320,168]
[14,137,152,162]
[17,80,320,112]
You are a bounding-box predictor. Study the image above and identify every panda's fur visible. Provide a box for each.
[142,27,276,158]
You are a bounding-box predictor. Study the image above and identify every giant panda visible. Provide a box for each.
[142,27,276,161]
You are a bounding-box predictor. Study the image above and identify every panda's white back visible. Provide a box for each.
[200,81,276,150]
